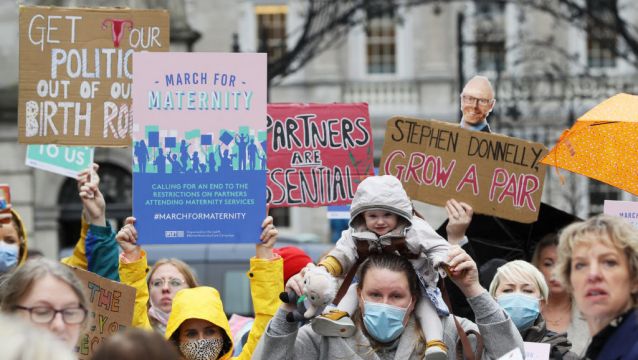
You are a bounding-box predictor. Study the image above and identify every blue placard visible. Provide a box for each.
[165,137,176,148]
[219,131,234,145]
[148,131,160,147]
[201,134,212,146]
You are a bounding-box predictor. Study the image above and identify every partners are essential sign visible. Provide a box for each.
[132,52,267,244]
[18,6,169,146]
[380,117,547,223]
[267,103,374,207]
[71,267,135,360]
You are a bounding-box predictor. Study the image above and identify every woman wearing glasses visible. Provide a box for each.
[144,258,198,334]
[115,215,283,360]
[0,258,88,350]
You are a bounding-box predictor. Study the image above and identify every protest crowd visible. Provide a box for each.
[2,4,638,360]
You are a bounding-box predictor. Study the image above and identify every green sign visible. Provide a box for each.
[26,144,94,178]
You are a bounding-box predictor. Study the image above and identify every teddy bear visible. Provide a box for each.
[279,265,336,323]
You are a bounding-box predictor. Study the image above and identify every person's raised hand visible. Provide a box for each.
[116,217,141,261]
[446,245,484,298]
[256,215,278,259]
[77,163,99,199]
[79,165,106,226]
[445,199,473,245]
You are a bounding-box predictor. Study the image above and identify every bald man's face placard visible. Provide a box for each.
[460,79,495,125]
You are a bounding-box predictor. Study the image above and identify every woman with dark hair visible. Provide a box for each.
[532,234,589,355]
[253,248,524,359]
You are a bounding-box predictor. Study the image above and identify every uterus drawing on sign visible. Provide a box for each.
[102,19,134,48]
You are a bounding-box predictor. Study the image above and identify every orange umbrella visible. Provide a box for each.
[541,93,638,196]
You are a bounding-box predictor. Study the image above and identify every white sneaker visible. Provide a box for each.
[425,343,448,360]
[311,310,356,337]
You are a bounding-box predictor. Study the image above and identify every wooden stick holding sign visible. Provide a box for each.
[380,117,547,223]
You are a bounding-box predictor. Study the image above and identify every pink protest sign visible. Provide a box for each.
[266,103,374,207]
[604,200,638,228]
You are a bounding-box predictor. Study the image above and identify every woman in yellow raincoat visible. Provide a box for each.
[0,164,120,280]
[115,215,283,360]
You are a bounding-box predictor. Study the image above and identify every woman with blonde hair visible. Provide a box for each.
[556,214,638,359]
[144,257,199,334]
[489,260,578,359]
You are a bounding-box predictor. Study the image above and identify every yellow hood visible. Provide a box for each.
[165,286,234,359]
[9,208,28,266]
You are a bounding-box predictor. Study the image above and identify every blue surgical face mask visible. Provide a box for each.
[497,293,540,331]
[0,242,19,273]
[362,298,411,343]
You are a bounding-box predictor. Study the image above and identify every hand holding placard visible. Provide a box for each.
[445,199,473,245]
[78,164,105,226]
[115,217,141,262]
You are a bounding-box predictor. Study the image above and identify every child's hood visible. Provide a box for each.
[350,175,413,228]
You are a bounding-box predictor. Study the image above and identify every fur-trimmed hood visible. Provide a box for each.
[349,175,413,230]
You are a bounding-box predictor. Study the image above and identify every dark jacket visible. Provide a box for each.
[522,315,579,360]
[585,309,638,360]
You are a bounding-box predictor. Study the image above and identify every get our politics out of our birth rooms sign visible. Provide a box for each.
[132,52,266,244]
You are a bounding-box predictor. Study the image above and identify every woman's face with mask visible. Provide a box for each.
[495,275,543,331]
[0,221,21,273]
[178,319,225,360]
[356,268,415,343]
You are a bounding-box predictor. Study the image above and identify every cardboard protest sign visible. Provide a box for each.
[604,200,638,228]
[18,6,169,146]
[266,103,374,207]
[380,117,547,223]
[132,52,267,244]
[25,144,93,177]
[71,267,135,360]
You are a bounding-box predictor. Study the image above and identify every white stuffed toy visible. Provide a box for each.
[279,265,337,322]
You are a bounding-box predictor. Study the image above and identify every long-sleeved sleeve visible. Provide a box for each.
[83,224,120,281]
[251,308,322,360]
[234,256,283,360]
[466,291,525,359]
[322,229,357,275]
[119,250,152,330]
[60,216,90,269]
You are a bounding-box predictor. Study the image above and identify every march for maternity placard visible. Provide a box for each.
[132,52,266,244]
[18,6,169,146]
[380,117,548,223]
